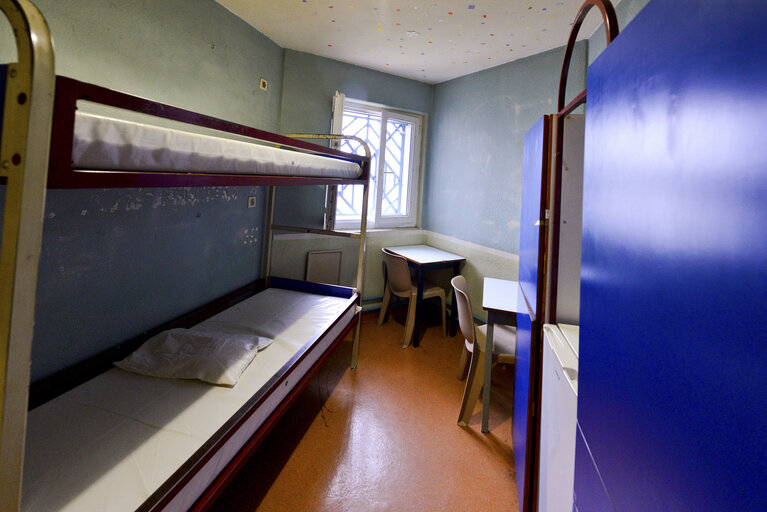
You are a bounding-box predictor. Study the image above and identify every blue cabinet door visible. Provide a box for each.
[515,115,551,512]
[514,301,535,512]
[573,424,613,512]
[578,1,767,510]
[518,115,550,319]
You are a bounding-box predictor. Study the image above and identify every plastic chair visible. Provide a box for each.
[452,275,516,427]
[378,248,446,347]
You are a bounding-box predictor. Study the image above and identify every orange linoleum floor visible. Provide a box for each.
[210,307,519,512]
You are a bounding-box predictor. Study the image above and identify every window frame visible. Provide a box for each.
[331,97,424,230]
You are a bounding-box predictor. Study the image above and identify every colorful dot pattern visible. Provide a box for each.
[227,1,602,84]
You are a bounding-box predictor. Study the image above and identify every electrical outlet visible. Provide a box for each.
[259,78,268,91]
[248,196,257,208]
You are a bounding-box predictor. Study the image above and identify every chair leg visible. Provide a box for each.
[456,345,470,380]
[378,286,391,325]
[402,297,417,348]
[458,344,486,426]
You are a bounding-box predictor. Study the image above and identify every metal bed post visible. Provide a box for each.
[0,1,55,510]
[263,185,276,287]
[350,166,369,370]
[283,134,371,369]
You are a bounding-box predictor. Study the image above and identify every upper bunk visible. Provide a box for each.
[46,75,372,189]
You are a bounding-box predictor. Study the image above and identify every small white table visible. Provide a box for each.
[481,277,521,433]
[383,245,465,346]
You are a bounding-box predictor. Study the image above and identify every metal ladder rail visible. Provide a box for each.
[0,1,55,510]
[265,134,371,369]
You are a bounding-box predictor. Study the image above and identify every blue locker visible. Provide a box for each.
[518,115,549,319]
[573,424,613,512]
[515,115,551,512]
[514,299,535,512]
[577,1,767,510]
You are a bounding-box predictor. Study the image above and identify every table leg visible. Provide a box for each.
[449,261,461,336]
[481,313,495,433]
[413,267,425,347]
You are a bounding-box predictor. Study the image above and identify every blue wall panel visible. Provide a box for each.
[514,115,551,511]
[518,115,549,318]
[573,424,614,512]
[513,299,534,512]
[578,1,767,511]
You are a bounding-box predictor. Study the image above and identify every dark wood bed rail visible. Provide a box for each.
[47,76,371,189]
[556,0,619,115]
[155,302,358,512]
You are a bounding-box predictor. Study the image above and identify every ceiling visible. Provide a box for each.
[216,0,614,84]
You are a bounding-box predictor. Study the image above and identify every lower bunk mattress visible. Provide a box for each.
[22,286,357,512]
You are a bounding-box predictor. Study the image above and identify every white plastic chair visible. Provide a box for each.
[452,275,516,426]
[378,248,446,347]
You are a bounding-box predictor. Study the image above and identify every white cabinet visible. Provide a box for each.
[539,323,579,512]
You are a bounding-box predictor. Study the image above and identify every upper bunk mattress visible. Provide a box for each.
[22,287,355,512]
[72,112,362,178]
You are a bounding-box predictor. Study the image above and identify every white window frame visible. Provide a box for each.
[331,95,423,230]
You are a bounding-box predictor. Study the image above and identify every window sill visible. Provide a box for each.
[272,227,423,241]
[337,227,423,236]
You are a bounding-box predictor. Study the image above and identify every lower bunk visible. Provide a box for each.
[22,278,358,512]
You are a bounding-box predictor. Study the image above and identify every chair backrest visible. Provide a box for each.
[382,249,412,297]
[451,275,476,344]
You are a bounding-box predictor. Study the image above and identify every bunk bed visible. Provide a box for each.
[0,1,371,511]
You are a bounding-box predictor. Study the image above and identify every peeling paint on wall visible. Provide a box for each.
[80,187,243,216]
[238,226,260,246]
[33,185,266,381]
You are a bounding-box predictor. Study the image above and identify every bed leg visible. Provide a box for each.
[351,314,362,370]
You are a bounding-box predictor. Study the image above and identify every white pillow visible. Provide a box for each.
[115,328,274,386]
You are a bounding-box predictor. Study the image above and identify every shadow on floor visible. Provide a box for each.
[211,311,518,512]
[209,340,352,511]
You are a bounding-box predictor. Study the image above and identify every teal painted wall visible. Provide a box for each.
[280,49,433,133]
[40,0,282,126]
[9,0,284,381]
[423,43,587,254]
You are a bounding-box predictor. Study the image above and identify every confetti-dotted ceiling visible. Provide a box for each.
[216,0,615,84]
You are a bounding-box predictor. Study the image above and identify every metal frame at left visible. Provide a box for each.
[0,1,54,510]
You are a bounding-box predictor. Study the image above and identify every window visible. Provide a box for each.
[330,94,423,229]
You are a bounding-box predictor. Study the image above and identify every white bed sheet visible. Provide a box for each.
[22,288,355,512]
[72,112,362,178]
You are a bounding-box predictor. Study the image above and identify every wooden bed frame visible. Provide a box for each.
[26,276,359,512]
[141,277,360,512]
[47,75,371,190]
[0,1,371,510]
